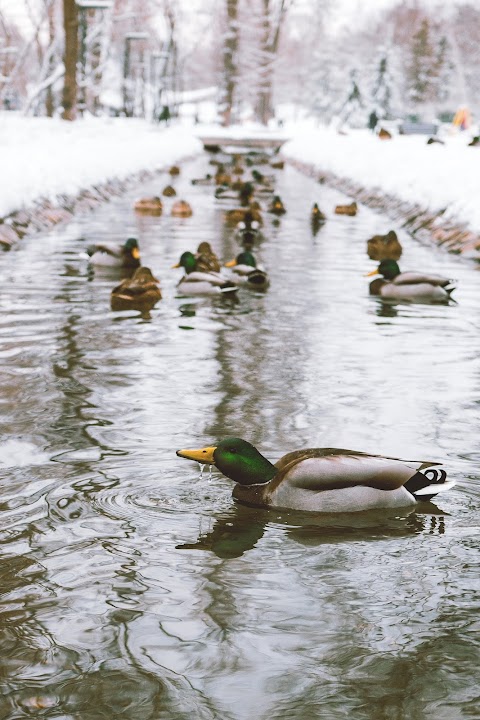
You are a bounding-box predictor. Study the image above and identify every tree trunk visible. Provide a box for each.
[62,0,78,120]
[45,1,56,117]
[220,0,238,127]
[255,0,289,125]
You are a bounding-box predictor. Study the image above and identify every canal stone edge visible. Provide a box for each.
[285,157,480,261]
[0,153,200,250]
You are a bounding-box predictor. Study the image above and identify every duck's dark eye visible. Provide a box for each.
[229,448,237,454]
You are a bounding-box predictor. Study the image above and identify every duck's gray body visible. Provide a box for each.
[232,450,453,512]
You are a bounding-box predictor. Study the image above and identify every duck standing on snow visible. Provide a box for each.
[367,260,455,303]
[172,251,238,296]
[176,438,455,512]
[110,267,161,312]
[87,237,141,269]
[225,251,269,290]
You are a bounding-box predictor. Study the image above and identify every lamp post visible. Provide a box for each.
[122,31,149,117]
[75,0,112,115]
[151,49,169,121]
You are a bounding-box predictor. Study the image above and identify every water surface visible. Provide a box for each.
[0,157,479,719]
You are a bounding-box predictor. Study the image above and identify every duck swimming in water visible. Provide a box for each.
[268,195,286,215]
[87,237,141,269]
[171,200,193,218]
[367,230,402,261]
[173,251,238,296]
[367,259,455,303]
[110,267,161,312]
[225,251,269,290]
[134,197,163,215]
[176,438,455,513]
[195,242,221,273]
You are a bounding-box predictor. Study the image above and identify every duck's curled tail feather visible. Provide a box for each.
[405,468,455,500]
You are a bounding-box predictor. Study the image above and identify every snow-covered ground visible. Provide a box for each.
[0,113,202,218]
[281,121,480,233]
[2,111,480,238]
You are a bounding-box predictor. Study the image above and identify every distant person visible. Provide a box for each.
[158,105,171,126]
[368,110,378,132]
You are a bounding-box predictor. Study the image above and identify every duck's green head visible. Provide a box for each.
[173,251,196,274]
[177,437,277,486]
[124,237,140,260]
[378,259,400,280]
[225,251,257,268]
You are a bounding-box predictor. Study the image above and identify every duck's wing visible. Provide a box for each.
[393,272,453,287]
[183,271,228,286]
[272,448,440,492]
[87,243,120,258]
[380,283,450,302]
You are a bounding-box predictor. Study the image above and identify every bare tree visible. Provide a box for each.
[219,0,239,126]
[255,0,290,124]
[62,0,78,120]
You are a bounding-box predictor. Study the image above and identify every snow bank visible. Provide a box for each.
[282,123,480,233]
[0,113,202,218]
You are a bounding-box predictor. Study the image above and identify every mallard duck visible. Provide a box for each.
[311,203,326,225]
[367,230,402,261]
[173,251,238,296]
[196,242,221,273]
[225,251,269,290]
[162,185,176,197]
[171,200,193,218]
[239,181,255,206]
[176,438,455,512]
[215,186,238,200]
[110,267,161,312]
[367,259,455,303]
[215,169,231,185]
[191,174,213,186]
[225,206,263,227]
[134,197,163,215]
[268,195,286,215]
[87,237,141,268]
[235,220,261,249]
[378,127,392,140]
[335,201,357,216]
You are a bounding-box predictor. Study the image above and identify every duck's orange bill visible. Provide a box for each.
[365,268,379,277]
[176,446,217,463]
[132,248,141,260]
[171,262,180,268]
[224,259,237,267]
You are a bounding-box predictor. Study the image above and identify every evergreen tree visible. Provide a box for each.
[337,70,365,128]
[432,35,453,104]
[407,18,435,105]
[371,52,392,118]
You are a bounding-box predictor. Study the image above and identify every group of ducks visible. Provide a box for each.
[174,151,457,512]
[85,151,457,512]
[85,158,279,312]
[365,228,455,302]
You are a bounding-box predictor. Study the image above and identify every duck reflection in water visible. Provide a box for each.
[176,502,447,558]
